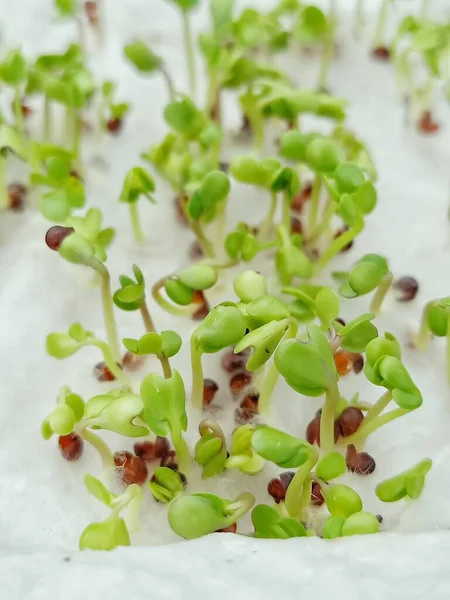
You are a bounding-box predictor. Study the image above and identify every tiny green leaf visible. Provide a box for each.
[316,452,346,481]
[79,517,130,551]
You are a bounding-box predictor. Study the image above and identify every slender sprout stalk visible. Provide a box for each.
[282,192,291,232]
[199,419,226,447]
[160,66,176,102]
[258,192,278,241]
[308,176,322,233]
[125,486,144,533]
[90,339,131,386]
[13,86,25,135]
[415,301,434,350]
[446,313,450,385]
[44,97,52,142]
[224,492,255,525]
[360,391,392,426]
[317,13,336,91]
[171,429,190,475]
[343,407,410,446]
[298,476,313,516]
[370,272,393,314]
[320,379,340,453]
[190,337,204,411]
[129,203,146,242]
[140,300,173,379]
[285,452,318,518]
[181,10,196,97]
[315,223,363,272]
[306,196,335,243]
[214,198,227,252]
[72,110,82,166]
[77,421,115,469]
[151,277,198,317]
[191,221,216,258]
[259,319,298,413]
[373,0,390,48]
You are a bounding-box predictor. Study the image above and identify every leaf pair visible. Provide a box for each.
[225,224,260,262]
[323,511,380,539]
[119,167,155,205]
[375,459,432,502]
[195,420,227,479]
[84,392,148,437]
[164,264,218,306]
[41,386,85,439]
[149,467,185,503]
[226,424,265,475]
[188,170,230,221]
[46,322,95,359]
[61,208,115,264]
[123,330,182,358]
[252,505,307,539]
[333,254,389,299]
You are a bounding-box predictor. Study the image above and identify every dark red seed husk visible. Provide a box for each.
[191,291,210,321]
[174,195,189,226]
[221,348,249,374]
[160,449,177,468]
[134,441,157,462]
[122,351,145,372]
[418,111,440,134]
[58,433,84,461]
[114,451,148,485]
[240,114,252,135]
[45,226,74,251]
[229,371,253,397]
[346,444,376,475]
[311,482,325,506]
[351,353,364,374]
[93,361,118,382]
[338,407,364,437]
[291,216,303,235]
[335,317,346,327]
[106,118,122,134]
[21,104,32,118]
[291,184,312,213]
[203,378,219,407]
[267,478,285,503]
[155,436,171,460]
[306,416,340,446]
[189,240,204,261]
[8,183,27,212]
[279,471,295,491]
[372,46,390,61]
[334,226,354,252]
[216,523,237,533]
[393,276,419,302]
[235,391,259,423]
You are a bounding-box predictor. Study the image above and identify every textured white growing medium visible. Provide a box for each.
[0,0,449,596]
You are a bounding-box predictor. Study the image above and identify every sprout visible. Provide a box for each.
[119,167,156,242]
[415,298,450,384]
[79,476,143,550]
[100,80,131,134]
[149,467,186,503]
[252,504,308,539]
[124,41,175,101]
[195,419,227,479]
[225,424,265,475]
[376,459,432,502]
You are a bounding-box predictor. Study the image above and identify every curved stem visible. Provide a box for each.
[320,379,340,453]
[88,339,131,387]
[77,422,115,469]
[182,11,195,97]
[190,337,204,411]
[370,272,393,314]
[225,492,255,525]
[191,221,216,259]
[258,191,278,241]
[308,177,322,233]
[344,407,410,446]
[315,223,363,273]
[129,203,145,242]
[199,419,226,447]
[361,390,392,425]
[160,66,176,102]
[151,277,198,317]
[285,452,318,518]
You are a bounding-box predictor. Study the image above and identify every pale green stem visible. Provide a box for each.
[320,379,340,453]
[182,11,196,97]
[87,262,122,364]
[253,114,265,155]
[343,407,410,446]
[206,69,220,121]
[140,301,156,333]
[224,492,255,526]
[129,202,146,242]
[117,485,143,533]
[88,339,130,386]
[360,390,392,426]
[191,220,216,259]
[258,191,278,241]
[282,192,291,232]
[415,301,434,350]
[317,16,336,91]
[315,224,363,273]
[285,452,318,518]
[191,336,204,411]
[72,110,82,166]
[306,197,335,243]
[373,0,390,48]
[44,97,52,142]
[446,314,450,386]
[298,476,313,517]
[172,428,191,475]
[77,422,115,469]
[160,66,176,102]
[0,158,8,210]
[14,86,25,136]
[214,198,227,252]
[199,419,226,448]
[308,177,322,233]
[370,272,393,314]
[151,278,198,317]
[259,319,298,414]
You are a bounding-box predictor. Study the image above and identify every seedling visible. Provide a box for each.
[124,41,175,101]
[414,297,450,383]
[149,467,186,503]
[119,167,155,242]
[332,254,393,314]
[100,80,130,134]
[0,123,28,209]
[79,475,143,550]
[376,458,432,502]
[195,419,227,479]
